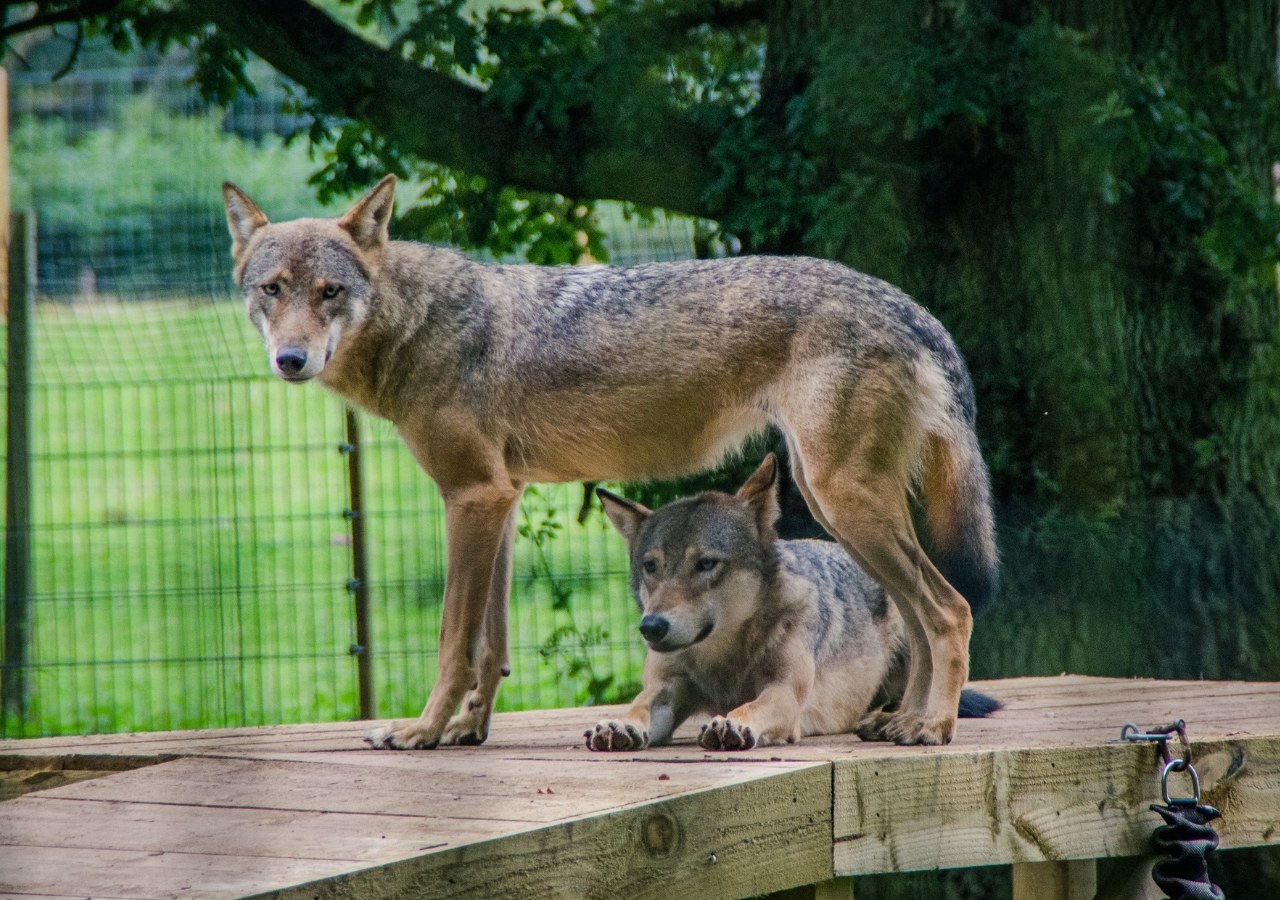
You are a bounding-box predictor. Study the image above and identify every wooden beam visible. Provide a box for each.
[833,736,1280,874]
[3,678,1280,898]
[1011,860,1096,900]
[2,210,34,731]
[1095,856,1164,900]
[814,876,856,900]
[270,764,834,900]
[761,876,855,900]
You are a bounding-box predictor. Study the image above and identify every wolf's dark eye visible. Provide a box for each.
[261,282,280,296]
[322,284,343,300]
[696,557,719,573]
[642,559,658,575]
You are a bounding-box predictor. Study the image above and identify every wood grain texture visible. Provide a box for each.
[2,677,1279,898]
[833,736,1280,874]
[1011,860,1096,900]
[263,765,832,900]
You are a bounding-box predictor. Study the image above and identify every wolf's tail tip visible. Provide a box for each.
[958,688,1002,718]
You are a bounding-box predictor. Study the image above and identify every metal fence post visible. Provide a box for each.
[4,210,36,732]
[342,407,375,721]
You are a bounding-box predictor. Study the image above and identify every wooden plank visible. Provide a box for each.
[814,876,856,900]
[1094,856,1164,900]
[2,677,1278,898]
[0,843,363,899]
[0,767,112,801]
[3,677,1277,764]
[265,764,833,900]
[35,754,811,827]
[0,795,493,865]
[1011,860,1096,900]
[833,736,1280,875]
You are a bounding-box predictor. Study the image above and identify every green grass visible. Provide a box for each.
[2,301,645,738]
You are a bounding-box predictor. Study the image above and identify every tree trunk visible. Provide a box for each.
[747,0,1280,516]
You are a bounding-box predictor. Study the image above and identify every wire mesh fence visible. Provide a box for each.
[1,62,697,738]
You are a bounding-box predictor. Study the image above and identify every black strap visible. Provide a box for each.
[1149,802,1226,900]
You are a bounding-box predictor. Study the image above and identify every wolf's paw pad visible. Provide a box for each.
[584,720,649,751]
[883,713,955,746]
[699,716,756,751]
[363,722,441,750]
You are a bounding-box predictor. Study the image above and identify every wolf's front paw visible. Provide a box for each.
[699,716,757,751]
[881,712,955,746]
[855,708,897,743]
[584,720,649,751]
[364,721,442,750]
[441,701,491,746]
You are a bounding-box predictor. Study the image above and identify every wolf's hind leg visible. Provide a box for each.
[856,593,934,741]
[791,434,971,746]
[791,448,919,743]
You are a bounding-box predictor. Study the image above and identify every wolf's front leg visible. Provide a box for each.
[366,482,522,750]
[586,658,694,751]
[700,651,814,751]
[586,684,663,751]
[441,501,520,746]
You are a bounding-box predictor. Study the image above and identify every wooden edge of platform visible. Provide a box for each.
[253,762,835,900]
[833,735,1280,876]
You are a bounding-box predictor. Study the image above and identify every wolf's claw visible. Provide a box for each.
[883,712,955,746]
[585,720,649,751]
[699,716,756,751]
[442,704,492,746]
[364,722,441,750]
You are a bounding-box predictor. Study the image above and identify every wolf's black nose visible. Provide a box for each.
[276,348,308,376]
[638,615,669,642]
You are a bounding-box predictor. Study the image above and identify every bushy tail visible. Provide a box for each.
[958,688,1002,718]
[920,430,999,614]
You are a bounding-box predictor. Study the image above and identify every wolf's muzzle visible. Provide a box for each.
[638,615,668,643]
[639,615,714,652]
[275,347,309,379]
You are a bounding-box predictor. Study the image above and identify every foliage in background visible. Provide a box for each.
[6,1,1280,889]
[9,0,1279,682]
[520,488,635,706]
[7,0,1279,704]
[10,98,328,225]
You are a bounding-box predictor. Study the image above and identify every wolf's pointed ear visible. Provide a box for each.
[736,453,781,537]
[596,488,651,545]
[339,174,396,252]
[223,182,269,262]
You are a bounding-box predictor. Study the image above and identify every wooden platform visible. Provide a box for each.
[2,676,1278,899]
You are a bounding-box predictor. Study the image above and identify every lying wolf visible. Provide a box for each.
[587,454,999,751]
[222,175,996,749]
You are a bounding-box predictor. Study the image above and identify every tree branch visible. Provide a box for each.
[0,0,124,41]
[688,0,768,30]
[183,0,717,217]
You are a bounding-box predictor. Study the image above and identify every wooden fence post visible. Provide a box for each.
[4,210,35,731]
[343,406,375,721]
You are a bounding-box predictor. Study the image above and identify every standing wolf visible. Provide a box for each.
[587,454,999,752]
[222,175,996,748]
